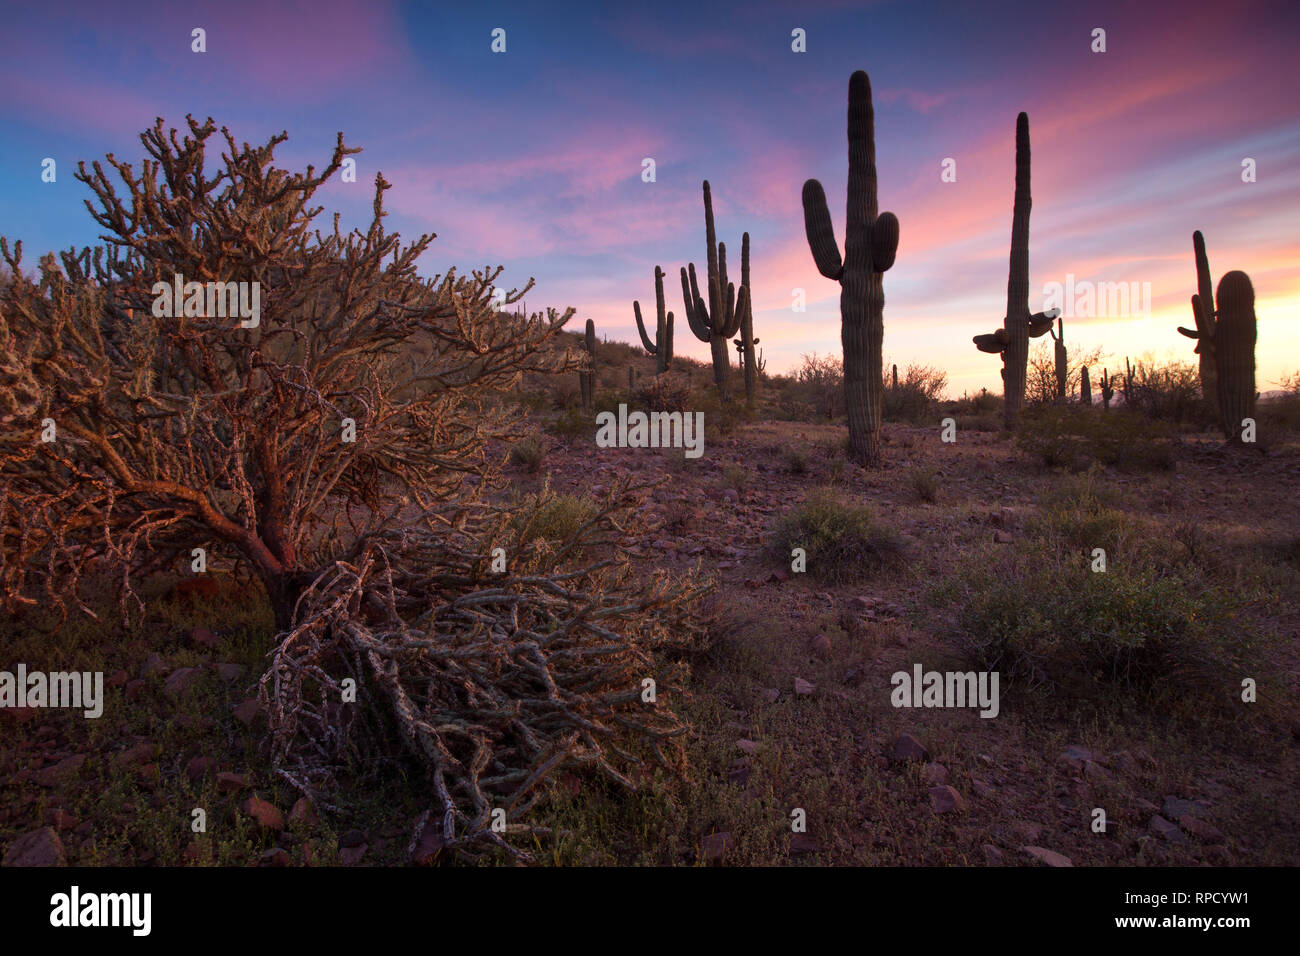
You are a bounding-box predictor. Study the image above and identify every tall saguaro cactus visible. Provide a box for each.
[1050,315,1068,400]
[1100,367,1114,409]
[681,181,748,401]
[801,70,900,467]
[731,236,760,408]
[1177,230,1219,414]
[633,265,674,375]
[971,113,1057,429]
[1080,366,1091,406]
[1214,270,1257,443]
[579,318,596,414]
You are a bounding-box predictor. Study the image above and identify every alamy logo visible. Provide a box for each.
[151,273,261,328]
[0,664,103,718]
[890,664,999,718]
[1042,274,1151,320]
[595,403,705,459]
[50,886,151,936]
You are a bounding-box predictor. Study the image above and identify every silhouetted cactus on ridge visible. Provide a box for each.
[1177,230,1219,414]
[971,112,1056,429]
[681,181,748,401]
[1050,315,1069,401]
[801,70,899,467]
[1080,366,1091,406]
[731,234,760,408]
[579,318,596,414]
[633,265,674,375]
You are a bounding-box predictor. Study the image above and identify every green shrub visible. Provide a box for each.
[511,492,599,546]
[508,435,545,473]
[1017,406,1177,471]
[783,448,809,475]
[770,489,902,584]
[909,466,939,503]
[546,407,591,441]
[882,363,947,424]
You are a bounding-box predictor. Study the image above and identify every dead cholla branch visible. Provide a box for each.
[261,477,712,862]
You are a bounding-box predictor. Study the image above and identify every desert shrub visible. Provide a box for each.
[1032,468,1131,555]
[770,489,902,583]
[637,372,691,413]
[546,406,591,441]
[1026,340,1105,405]
[788,352,844,420]
[882,363,947,423]
[947,540,1245,702]
[1117,357,1211,424]
[1017,405,1177,471]
[508,435,545,473]
[782,448,809,475]
[909,466,939,503]
[511,490,600,546]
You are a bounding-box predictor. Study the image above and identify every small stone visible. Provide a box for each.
[1023,845,1073,867]
[190,627,219,649]
[162,667,200,699]
[141,653,169,677]
[35,753,86,788]
[259,847,290,867]
[288,797,317,827]
[736,739,759,755]
[757,687,780,704]
[340,844,367,866]
[2,827,66,866]
[215,772,251,793]
[1061,745,1092,767]
[124,679,145,701]
[114,740,158,768]
[1150,815,1189,844]
[339,829,367,848]
[768,569,790,583]
[982,844,1004,866]
[809,634,832,658]
[240,797,284,831]
[411,828,445,865]
[1161,796,1211,822]
[42,809,78,831]
[789,833,820,856]
[107,670,129,688]
[212,663,245,682]
[1180,817,1225,844]
[929,785,966,814]
[993,530,1013,543]
[793,677,814,696]
[726,760,751,785]
[921,763,949,787]
[891,733,930,764]
[186,756,216,782]
[970,777,994,799]
[700,831,733,862]
[233,699,262,726]
[1084,761,1116,785]
[1011,821,1044,843]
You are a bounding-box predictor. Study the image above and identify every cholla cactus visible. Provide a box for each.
[971,113,1057,429]
[633,265,673,375]
[681,182,748,401]
[802,70,899,466]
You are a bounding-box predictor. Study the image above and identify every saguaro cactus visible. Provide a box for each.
[633,265,674,375]
[801,70,900,466]
[579,319,596,414]
[1176,231,1219,414]
[681,181,748,401]
[730,237,760,408]
[1214,270,1257,442]
[1080,366,1091,406]
[1049,315,1069,401]
[971,113,1057,429]
[892,363,899,392]
[1100,367,1114,410]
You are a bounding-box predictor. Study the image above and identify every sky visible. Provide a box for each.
[1,0,1297,397]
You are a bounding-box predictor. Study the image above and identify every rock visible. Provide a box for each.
[921,763,949,787]
[735,739,759,755]
[1161,796,1211,822]
[190,627,219,649]
[411,827,445,865]
[1061,745,1092,768]
[1180,817,1225,844]
[1113,750,1142,776]
[43,809,78,831]
[1149,815,1189,844]
[700,831,733,862]
[891,733,930,764]
[1011,821,1044,843]
[35,753,86,788]
[789,833,819,856]
[970,777,994,799]
[756,687,780,704]
[726,760,751,785]
[233,699,262,726]
[793,677,815,696]
[141,653,169,677]
[162,667,200,699]
[106,669,129,688]
[212,663,244,682]
[124,679,145,701]
[809,633,832,658]
[259,847,290,867]
[215,772,251,793]
[114,740,158,768]
[240,797,284,831]
[339,829,367,848]
[1022,845,1073,867]
[2,827,66,866]
[1084,761,1116,785]
[982,844,1004,866]
[288,797,317,827]
[340,844,367,866]
[186,756,216,782]
[929,785,966,814]
[993,530,1013,543]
